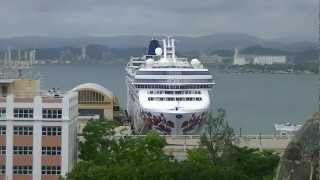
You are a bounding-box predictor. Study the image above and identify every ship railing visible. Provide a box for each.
[0,91,66,98]
[111,134,292,151]
[113,134,294,140]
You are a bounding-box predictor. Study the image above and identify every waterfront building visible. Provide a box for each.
[199,54,224,65]
[233,48,287,65]
[233,48,250,65]
[0,63,78,179]
[253,56,287,65]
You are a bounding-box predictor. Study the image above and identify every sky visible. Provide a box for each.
[0,0,317,40]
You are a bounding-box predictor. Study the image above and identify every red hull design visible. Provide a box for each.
[181,112,207,133]
[143,112,174,134]
[142,111,208,135]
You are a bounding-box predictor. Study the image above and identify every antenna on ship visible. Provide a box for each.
[162,36,176,63]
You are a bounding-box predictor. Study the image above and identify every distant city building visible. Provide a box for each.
[1,48,36,66]
[81,45,86,60]
[253,56,287,65]
[200,54,224,64]
[233,48,250,65]
[233,48,287,65]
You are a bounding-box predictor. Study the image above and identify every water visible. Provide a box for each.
[34,64,318,134]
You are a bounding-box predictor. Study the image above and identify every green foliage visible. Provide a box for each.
[68,112,280,180]
[79,119,118,164]
[201,109,235,163]
[200,109,280,180]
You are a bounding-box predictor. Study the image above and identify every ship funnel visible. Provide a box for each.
[147,40,161,56]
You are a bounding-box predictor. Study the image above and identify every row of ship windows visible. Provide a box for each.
[0,109,5,119]
[135,84,213,89]
[2,165,62,175]
[147,97,203,101]
[0,108,62,119]
[148,90,201,95]
[135,79,212,83]
[0,126,62,136]
[0,146,61,155]
[136,71,210,75]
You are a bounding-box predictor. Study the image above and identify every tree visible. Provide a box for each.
[68,112,280,180]
[199,109,280,180]
[200,108,235,164]
[79,119,118,164]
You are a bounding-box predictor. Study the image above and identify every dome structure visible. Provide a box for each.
[71,83,115,120]
[190,59,201,66]
[71,83,113,98]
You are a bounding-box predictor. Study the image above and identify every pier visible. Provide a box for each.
[164,135,290,160]
[116,134,291,150]
[113,134,292,159]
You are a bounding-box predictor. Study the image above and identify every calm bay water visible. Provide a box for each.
[35,64,318,134]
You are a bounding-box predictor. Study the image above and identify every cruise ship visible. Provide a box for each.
[126,38,215,135]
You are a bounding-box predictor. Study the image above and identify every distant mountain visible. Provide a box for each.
[0,34,317,64]
[0,34,315,53]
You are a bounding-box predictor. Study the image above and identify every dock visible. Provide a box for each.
[149,135,290,159]
[113,134,292,159]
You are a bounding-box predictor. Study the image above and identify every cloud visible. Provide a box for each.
[0,0,317,40]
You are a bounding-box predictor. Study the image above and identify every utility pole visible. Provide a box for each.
[318,0,320,179]
[318,0,320,112]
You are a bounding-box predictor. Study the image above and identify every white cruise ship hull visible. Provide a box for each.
[126,38,214,135]
[127,94,209,135]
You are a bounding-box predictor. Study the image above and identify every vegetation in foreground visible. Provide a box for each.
[66,109,279,180]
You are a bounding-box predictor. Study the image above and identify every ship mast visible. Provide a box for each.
[162,37,176,63]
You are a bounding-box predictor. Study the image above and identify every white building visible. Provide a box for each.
[233,48,250,65]
[233,48,287,66]
[253,56,287,65]
[0,79,78,180]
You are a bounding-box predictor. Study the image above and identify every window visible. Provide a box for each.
[78,90,105,104]
[13,166,32,175]
[42,127,62,136]
[13,146,32,155]
[147,97,202,102]
[0,108,5,118]
[0,126,6,135]
[13,126,33,136]
[42,108,62,119]
[0,165,5,175]
[41,166,61,175]
[0,146,5,155]
[42,147,61,156]
[14,108,33,119]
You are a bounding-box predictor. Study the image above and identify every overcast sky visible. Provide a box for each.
[0,0,317,40]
